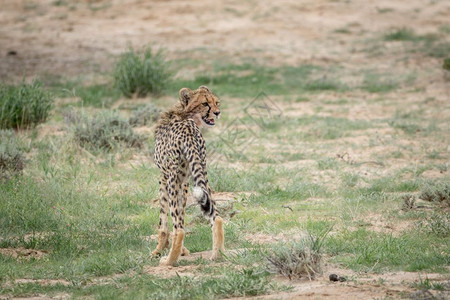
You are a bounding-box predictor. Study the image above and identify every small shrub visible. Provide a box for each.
[266,230,329,280]
[0,80,53,129]
[113,48,172,98]
[0,130,25,179]
[401,194,416,211]
[129,103,161,127]
[420,182,450,208]
[417,212,450,238]
[70,110,144,151]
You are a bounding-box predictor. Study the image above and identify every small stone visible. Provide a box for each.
[329,274,347,282]
[329,274,339,282]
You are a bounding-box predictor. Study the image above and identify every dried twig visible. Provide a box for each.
[281,205,293,212]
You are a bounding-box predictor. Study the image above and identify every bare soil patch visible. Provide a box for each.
[0,247,48,260]
[260,268,449,300]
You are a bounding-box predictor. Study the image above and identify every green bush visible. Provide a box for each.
[384,28,417,41]
[0,80,53,129]
[443,58,450,71]
[0,130,25,180]
[70,110,144,151]
[113,48,172,98]
[129,103,161,127]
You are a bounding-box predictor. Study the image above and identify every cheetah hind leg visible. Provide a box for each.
[210,216,225,260]
[160,229,185,266]
[151,230,170,257]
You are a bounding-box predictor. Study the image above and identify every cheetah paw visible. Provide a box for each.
[159,256,170,266]
[181,246,190,256]
[151,249,162,258]
[210,251,222,261]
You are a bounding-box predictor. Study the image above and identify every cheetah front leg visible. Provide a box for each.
[211,215,225,260]
[151,178,170,258]
[207,182,225,260]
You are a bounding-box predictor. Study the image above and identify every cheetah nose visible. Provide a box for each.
[214,111,220,117]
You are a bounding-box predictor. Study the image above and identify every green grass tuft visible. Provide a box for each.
[114,48,172,98]
[384,28,417,41]
[266,229,329,280]
[0,80,53,129]
[443,58,450,71]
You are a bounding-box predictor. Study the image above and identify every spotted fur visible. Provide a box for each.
[152,86,225,266]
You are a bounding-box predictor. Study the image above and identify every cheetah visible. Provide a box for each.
[152,85,225,266]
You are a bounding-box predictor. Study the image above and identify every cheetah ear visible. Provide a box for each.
[179,88,191,107]
[198,85,210,92]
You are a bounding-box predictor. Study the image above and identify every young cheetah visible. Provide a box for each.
[152,86,225,266]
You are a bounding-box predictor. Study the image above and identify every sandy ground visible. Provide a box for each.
[1,0,450,82]
[1,0,449,299]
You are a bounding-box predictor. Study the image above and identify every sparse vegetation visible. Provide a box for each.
[114,48,172,98]
[383,28,436,42]
[425,42,450,58]
[412,277,447,291]
[418,212,450,237]
[129,103,161,127]
[0,80,53,129]
[361,73,398,93]
[303,77,346,91]
[69,110,144,151]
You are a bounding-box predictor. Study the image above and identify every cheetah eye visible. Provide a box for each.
[202,102,209,106]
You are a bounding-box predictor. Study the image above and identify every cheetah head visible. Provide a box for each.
[179,86,221,127]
